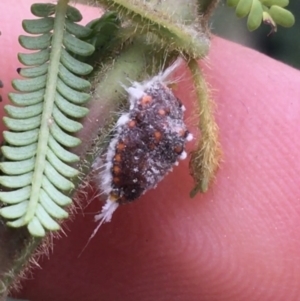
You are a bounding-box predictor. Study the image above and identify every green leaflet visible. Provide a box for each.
[0,2,95,236]
[226,0,294,31]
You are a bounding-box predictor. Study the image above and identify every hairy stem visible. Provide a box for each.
[198,0,220,15]
[0,220,40,297]
[197,0,220,29]
[188,58,221,195]
[95,0,209,58]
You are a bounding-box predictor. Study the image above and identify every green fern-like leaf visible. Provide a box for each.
[0,2,95,237]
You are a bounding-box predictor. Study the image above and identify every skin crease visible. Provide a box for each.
[1,0,300,300]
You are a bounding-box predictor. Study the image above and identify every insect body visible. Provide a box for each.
[93,60,192,231]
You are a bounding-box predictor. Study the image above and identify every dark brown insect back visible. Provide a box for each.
[91,58,193,236]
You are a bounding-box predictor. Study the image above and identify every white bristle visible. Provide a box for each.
[78,200,119,257]
[116,113,130,127]
[179,151,187,160]
[95,199,119,223]
[186,133,193,141]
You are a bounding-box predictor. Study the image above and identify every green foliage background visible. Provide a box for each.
[212,0,300,69]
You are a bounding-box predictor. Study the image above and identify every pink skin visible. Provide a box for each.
[1,1,300,300]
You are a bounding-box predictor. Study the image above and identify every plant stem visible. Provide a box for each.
[188,58,221,195]
[0,219,41,297]
[197,0,220,15]
[94,0,209,58]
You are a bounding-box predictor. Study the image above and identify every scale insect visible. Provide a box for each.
[84,59,193,249]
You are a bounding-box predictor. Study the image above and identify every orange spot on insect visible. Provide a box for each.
[128,119,136,128]
[114,154,122,162]
[141,94,152,105]
[158,109,166,116]
[174,145,183,154]
[113,177,120,184]
[154,131,162,141]
[116,143,126,151]
[113,165,121,175]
